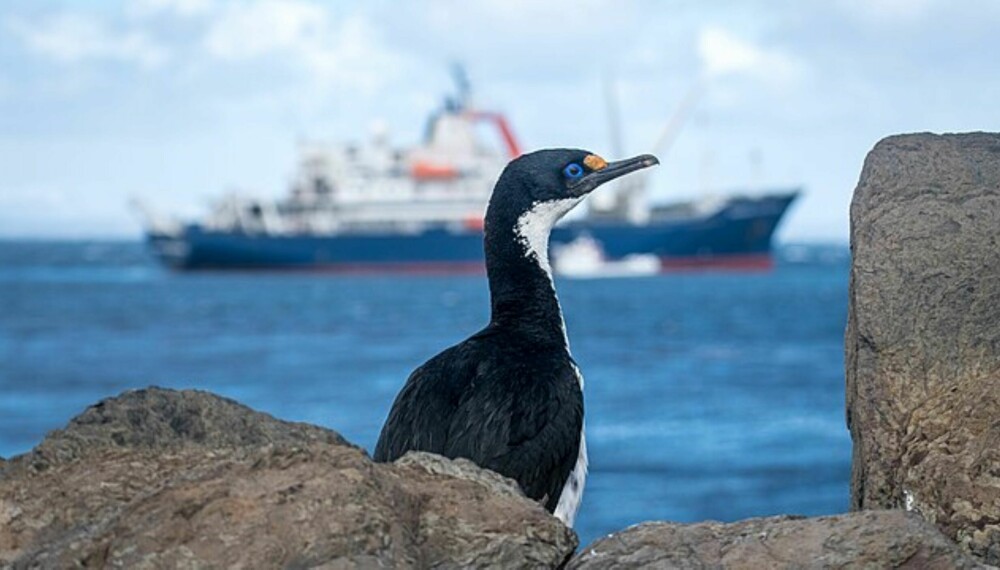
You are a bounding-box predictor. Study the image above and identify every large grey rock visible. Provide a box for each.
[847,132,1000,563]
[0,388,576,568]
[6,386,350,474]
[569,511,984,569]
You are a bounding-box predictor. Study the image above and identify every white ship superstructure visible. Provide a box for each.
[139,68,799,272]
[199,72,518,236]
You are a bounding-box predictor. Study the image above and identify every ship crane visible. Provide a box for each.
[469,111,522,159]
[591,77,704,223]
[410,67,524,181]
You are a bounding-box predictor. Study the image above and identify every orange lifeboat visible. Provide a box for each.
[411,161,458,180]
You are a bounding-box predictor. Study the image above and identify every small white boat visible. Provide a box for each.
[552,235,661,278]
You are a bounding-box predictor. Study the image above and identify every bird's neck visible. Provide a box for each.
[484,199,580,349]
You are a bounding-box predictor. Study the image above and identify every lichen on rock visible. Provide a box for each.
[847,132,1000,564]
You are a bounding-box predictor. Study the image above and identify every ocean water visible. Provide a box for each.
[0,241,852,546]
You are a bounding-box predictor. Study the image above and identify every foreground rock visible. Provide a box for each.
[0,388,576,568]
[846,132,1000,563]
[10,386,350,473]
[569,511,984,569]
[4,384,990,568]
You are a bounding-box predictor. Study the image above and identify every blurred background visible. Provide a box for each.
[1,0,998,546]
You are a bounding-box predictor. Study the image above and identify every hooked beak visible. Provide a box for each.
[569,154,660,196]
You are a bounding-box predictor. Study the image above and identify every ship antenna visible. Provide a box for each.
[451,63,471,111]
[603,72,625,158]
[593,71,673,222]
[588,71,633,218]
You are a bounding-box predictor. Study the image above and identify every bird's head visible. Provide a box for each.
[486,148,659,229]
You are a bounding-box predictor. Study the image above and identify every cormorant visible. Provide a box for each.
[374,149,659,526]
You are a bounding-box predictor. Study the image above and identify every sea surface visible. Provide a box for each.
[0,241,852,546]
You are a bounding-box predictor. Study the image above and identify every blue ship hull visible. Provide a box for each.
[148,193,797,272]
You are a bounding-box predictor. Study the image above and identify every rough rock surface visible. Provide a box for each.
[0,388,576,568]
[846,132,1000,563]
[569,511,984,569]
[6,386,350,474]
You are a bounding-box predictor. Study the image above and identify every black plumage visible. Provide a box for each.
[374,148,658,523]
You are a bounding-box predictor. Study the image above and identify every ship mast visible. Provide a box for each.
[589,76,704,223]
[451,63,472,110]
[455,64,522,159]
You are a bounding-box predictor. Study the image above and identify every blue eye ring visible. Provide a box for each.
[563,163,584,180]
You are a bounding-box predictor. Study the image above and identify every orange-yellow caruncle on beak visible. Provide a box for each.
[566,152,658,196]
[583,154,608,171]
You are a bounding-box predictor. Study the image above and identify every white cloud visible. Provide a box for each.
[204,0,323,59]
[203,0,403,91]
[423,0,625,34]
[6,12,169,68]
[129,0,214,18]
[837,0,938,22]
[697,26,803,86]
[408,0,637,77]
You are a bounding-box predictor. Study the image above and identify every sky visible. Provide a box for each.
[1,0,998,242]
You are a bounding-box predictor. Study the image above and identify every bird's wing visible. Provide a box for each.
[372,342,479,462]
[441,357,583,510]
[373,340,583,512]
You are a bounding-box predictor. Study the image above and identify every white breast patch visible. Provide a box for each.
[553,363,587,527]
[553,428,588,528]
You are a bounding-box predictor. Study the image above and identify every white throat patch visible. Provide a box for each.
[514,200,588,527]
[514,197,584,276]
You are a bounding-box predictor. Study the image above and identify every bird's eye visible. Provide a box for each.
[563,163,584,180]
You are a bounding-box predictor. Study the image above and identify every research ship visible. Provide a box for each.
[140,72,798,273]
